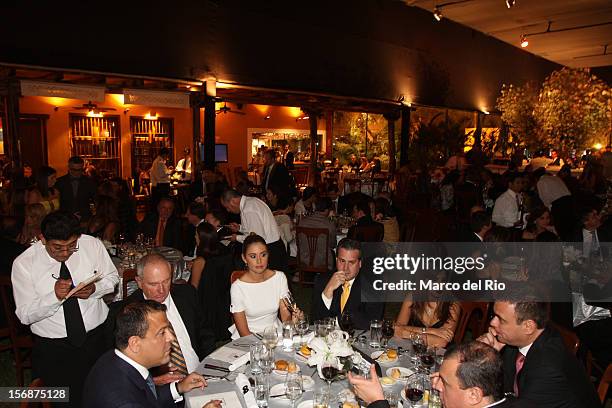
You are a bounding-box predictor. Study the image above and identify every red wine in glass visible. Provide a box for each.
[406,388,423,402]
[413,343,427,355]
[381,321,394,346]
[340,314,354,337]
[321,366,339,381]
[420,354,435,368]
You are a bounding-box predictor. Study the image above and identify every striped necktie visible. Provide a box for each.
[168,324,189,376]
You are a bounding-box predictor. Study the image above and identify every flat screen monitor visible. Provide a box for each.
[215,144,228,163]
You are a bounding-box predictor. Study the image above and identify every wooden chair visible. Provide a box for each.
[350,224,384,242]
[598,363,612,404]
[549,322,580,355]
[122,268,137,300]
[19,378,52,408]
[0,275,34,386]
[230,270,246,284]
[296,226,331,285]
[453,302,490,344]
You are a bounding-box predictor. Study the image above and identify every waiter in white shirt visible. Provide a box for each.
[175,147,192,183]
[492,173,526,229]
[534,168,573,241]
[221,189,288,272]
[12,211,119,407]
[150,147,173,209]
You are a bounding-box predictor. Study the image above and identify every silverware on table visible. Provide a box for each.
[204,363,230,372]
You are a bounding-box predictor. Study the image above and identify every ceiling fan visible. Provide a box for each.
[215,102,246,115]
[72,101,117,113]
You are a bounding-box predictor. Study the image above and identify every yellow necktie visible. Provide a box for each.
[340,282,351,313]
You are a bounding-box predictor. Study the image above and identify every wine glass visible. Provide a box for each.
[259,346,275,374]
[339,312,354,337]
[420,347,435,373]
[262,326,279,350]
[285,372,303,408]
[381,319,394,347]
[405,376,425,407]
[294,316,309,348]
[321,360,339,393]
[254,373,269,408]
[282,291,297,314]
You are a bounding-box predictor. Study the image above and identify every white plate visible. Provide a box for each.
[297,400,313,408]
[273,366,301,376]
[270,383,289,400]
[386,366,414,382]
[371,350,398,364]
[380,376,397,387]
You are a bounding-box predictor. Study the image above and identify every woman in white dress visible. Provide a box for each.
[229,234,302,339]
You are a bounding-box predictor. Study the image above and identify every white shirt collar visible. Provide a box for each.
[475,232,484,241]
[485,398,507,408]
[519,342,533,357]
[114,349,150,380]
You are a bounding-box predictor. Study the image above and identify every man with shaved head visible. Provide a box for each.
[105,254,214,385]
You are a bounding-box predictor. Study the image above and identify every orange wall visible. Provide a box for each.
[212,104,326,172]
[19,94,193,177]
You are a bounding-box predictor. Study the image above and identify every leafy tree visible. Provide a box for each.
[496,81,539,150]
[533,67,611,151]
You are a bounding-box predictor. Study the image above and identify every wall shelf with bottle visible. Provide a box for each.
[69,114,121,176]
[130,117,174,179]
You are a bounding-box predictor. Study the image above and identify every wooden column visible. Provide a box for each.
[384,111,400,174]
[191,93,202,175]
[304,108,320,186]
[203,95,216,170]
[399,106,411,167]
[325,110,333,159]
[4,79,21,166]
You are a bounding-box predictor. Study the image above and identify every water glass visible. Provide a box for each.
[285,372,303,408]
[294,316,309,348]
[250,343,265,375]
[384,390,399,408]
[315,320,327,337]
[313,390,330,408]
[369,320,382,348]
[282,322,294,352]
[260,347,275,374]
[254,374,269,408]
[263,326,279,350]
[428,388,442,408]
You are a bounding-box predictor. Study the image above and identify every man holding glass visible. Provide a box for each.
[12,211,119,407]
[312,238,383,330]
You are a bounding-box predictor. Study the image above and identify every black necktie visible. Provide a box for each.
[59,262,87,346]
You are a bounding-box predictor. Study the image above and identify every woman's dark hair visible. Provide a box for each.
[35,166,57,198]
[242,233,267,256]
[41,211,80,241]
[206,208,227,226]
[196,222,221,259]
[411,301,452,325]
[94,194,119,222]
[526,206,549,230]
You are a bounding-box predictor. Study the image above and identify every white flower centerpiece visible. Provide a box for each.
[307,329,356,379]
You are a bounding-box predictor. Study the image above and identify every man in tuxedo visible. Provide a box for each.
[312,238,383,330]
[185,201,206,257]
[85,300,220,408]
[138,197,185,253]
[55,156,97,221]
[105,254,215,385]
[261,149,291,195]
[477,301,600,407]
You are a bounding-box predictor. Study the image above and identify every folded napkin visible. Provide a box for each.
[235,373,257,408]
[229,352,251,372]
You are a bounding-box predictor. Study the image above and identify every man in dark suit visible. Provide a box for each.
[478,301,600,408]
[283,144,295,170]
[312,238,383,330]
[347,199,384,242]
[461,210,491,242]
[105,254,215,386]
[138,197,185,253]
[0,216,26,274]
[85,300,219,408]
[55,156,97,221]
[261,149,291,195]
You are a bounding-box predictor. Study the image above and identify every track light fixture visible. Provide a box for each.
[505,0,515,9]
[433,6,442,21]
[520,34,529,48]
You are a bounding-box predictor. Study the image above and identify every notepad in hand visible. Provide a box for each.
[60,271,102,303]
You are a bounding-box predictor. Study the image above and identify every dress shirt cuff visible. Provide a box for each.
[321,293,332,310]
[170,381,183,402]
[236,231,246,243]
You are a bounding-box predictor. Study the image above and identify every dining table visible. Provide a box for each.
[185,331,436,408]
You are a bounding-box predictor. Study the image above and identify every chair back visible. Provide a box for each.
[0,275,33,386]
[19,378,52,408]
[296,226,331,285]
[230,270,246,284]
[351,224,384,242]
[550,322,580,355]
[122,268,137,300]
[598,363,612,404]
[453,302,490,344]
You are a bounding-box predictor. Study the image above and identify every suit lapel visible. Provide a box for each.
[114,354,161,407]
